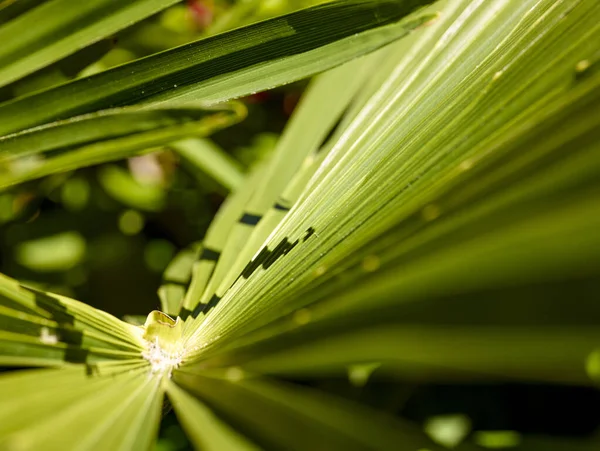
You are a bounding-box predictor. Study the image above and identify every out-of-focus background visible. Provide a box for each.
[1,2,598,450]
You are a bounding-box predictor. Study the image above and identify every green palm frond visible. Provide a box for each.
[170,370,448,451]
[0,0,435,136]
[0,0,183,87]
[0,272,144,366]
[0,365,162,449]
[0,102,245,189]
[0,0,599,449]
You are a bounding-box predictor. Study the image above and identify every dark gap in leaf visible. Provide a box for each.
[0,0,40,26]
[158,397,193,451]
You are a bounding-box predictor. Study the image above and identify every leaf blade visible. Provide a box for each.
[0,0,436,135]
[0,0,182,88]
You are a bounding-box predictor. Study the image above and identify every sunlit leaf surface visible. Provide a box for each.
[1,0,599,449]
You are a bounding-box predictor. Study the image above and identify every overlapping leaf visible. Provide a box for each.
[171,368,451,451]
[0,102,245,189]
[0,265,167,449]
[0,272,144,367]
[0,0,183,88]
[0,0,436,136]
[0,364,163,450]
[182,0,600,391]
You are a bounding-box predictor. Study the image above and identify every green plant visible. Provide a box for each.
[0,0,599,449]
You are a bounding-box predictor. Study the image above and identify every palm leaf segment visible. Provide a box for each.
[1,0,600,449]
